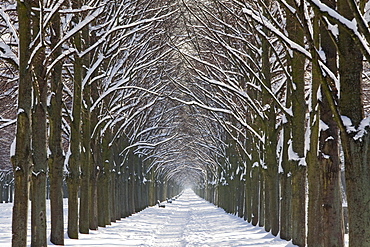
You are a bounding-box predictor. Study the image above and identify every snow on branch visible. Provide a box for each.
[79,9,178,58]
[0,41,18,67]
[0,118,17,129]
[0,7,18,45]
[48,6,105,57]
[168,96,264,143]
[341,115,370,141]
[242,6,311,59]
[120,134,178,155]
[307,0,370,62]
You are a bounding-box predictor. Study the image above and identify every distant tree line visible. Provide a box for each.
[0,170,13,203]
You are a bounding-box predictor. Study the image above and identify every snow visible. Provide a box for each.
[242,7,311,59]
[354,117,370,141]
[17,108,25,115]
[0,7,19,45]
[9,137,16,157]
[326,20,339,38]
[365,1,370,23]
[340,115,370,141]
[287,139,300,161]
[0,41,18,66]
[319,119,329,132]
[0,189,296,246]
[49,7,105,56]
[309,0,370,58]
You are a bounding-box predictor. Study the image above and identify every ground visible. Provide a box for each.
[0,189,298,246]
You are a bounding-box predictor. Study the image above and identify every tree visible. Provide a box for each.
[301,0,344,245]
[11,0,32,245]
[285,1,306,245]
[48,6,65,243]
[8,0,370,245]
[30,0,48,244]
[79,8,92,235]
[337,0,370,245]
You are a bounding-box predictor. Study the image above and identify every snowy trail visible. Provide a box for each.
[150,198,191,246]
[0,189,296,246]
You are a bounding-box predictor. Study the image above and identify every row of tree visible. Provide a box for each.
[1,0,187,246]
[180,0,370,246]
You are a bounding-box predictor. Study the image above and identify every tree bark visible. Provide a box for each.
[67,29,83,241]
[79,67,91,234]
[48,8,65,245]
[338,0,370,245]
[101,130,112,225]
[261,25,279,236]
[318,1,344,244]
[306,11,323,247]
[128,150,136,214]
[12,1,32,245]
[251,153,259,226]
[89,82,99,230]
[286,1,306,244]
[30,2,48,244]
[258,168,265,228]
[280,115,292,241]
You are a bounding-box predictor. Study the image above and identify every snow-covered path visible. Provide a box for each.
[0,189,295,246]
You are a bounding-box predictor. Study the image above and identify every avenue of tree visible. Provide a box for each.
[1,0,370,246]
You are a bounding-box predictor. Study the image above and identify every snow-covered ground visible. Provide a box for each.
[0,189,297,246]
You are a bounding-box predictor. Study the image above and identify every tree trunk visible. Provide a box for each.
[338,0,370,245]
[250,148,259,226]
[258,168,265,228]
[306,11,323,247]
[89,164,98,230]
[79,17,92,233]
[110,163,116,222]
[123,165,130,217]
[128,151,136,214]
[97,169,107,227]
[318,1,344,244]
[280,122,292,241]
[148,168,155,206]
[79,72,91,234]
[244,161,252,223]
[261,26,279,236]
[30,4,48,244]
[102,131,112,225]
[12,1,32,246]
[286,1,307,245]
[31,93,48,247]
[89,136,100,230]
[89,75,100,230]
[48,9,65,245]
[67,31,83,241]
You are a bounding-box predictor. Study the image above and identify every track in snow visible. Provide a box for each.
[0,189,296,246]
[63,189,295,246]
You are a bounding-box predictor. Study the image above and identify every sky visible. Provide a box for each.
[0,189,300,247]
